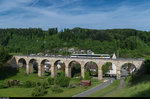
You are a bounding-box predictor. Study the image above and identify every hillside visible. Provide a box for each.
[106,74,150,97]
[0,28,150,58]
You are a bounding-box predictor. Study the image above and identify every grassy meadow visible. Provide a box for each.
[106,75,150,97]
[88,79,120,97]
[0,68,103,97]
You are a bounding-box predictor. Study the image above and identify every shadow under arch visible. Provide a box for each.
[40,59,51,76]
[29,59,38,74]
[18,58,26,68]
[121,63,137,77]
[84,61,98,79]
[68,60,81,78]
[54,60,66,76]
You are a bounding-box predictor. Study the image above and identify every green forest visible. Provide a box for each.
[0,27,150,58]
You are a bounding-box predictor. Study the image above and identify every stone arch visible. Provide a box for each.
[120,63,136,77]
[29,59,38,74]
[102,62,116,78]
[84,61,98,79]
[68,60,81,78]
[54,60,66,76]
[40,59,51,76]
[18,58,26,68]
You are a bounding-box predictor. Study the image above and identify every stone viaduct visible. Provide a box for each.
[14,55,144,80]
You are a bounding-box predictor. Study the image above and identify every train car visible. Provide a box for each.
[70,54,110,59]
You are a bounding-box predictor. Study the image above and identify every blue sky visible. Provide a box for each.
[0,0,150,31]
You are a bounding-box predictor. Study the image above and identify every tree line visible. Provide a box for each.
[0,27,150,58]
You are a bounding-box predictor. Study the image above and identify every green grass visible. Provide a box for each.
[0,68,103,97]
[0,68,44,83]
[106,75,150,97]
[88,79,120,97]
[44,80,103,97]
[0,87,33,97]
[0,80,103,97]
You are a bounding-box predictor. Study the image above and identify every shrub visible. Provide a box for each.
[74,73,81,77]
[59,77,70,87]
[78,76,83,81]
[24,81,36,88]
[47,77,54,85]
[32,87,39,96]
[17,82,24,87]
[0,83,3,89]
[125,75,140,86]
[128,75,140,85]
[24,73,29,76]
[54,72,70,87]
[51,85,63,93]
[32,86,47,96]
[32,82,36,87]
[2,82,9,88]
[36,82,42,86]
[41,81,49,89]
[24,81,32,88]
[45,71,51,76]
[85,72,91,80]
[102,62,112,74]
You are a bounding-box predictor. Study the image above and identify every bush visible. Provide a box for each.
[74,73,81,77]
[41,81,49,89]
[128,75,140,85]
[2,82,9,88]
[85,72,91,80]
[102,62,112,74]
[32,81,49,96]
[51,85,63,93]
[36,82,42,86]
[32,86,47,96]
[78,76,83,81]
[24,81,32,88]
[24,73,29,77]
[24,81,36,88]
[45,71,51,76]
[0,83,4,89]
[54,72,70,87]
[32,82,36,87]
[59,77,70,87]
[17,82,24,87]
[47,77,54,85]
